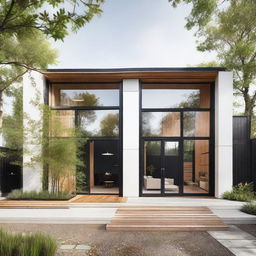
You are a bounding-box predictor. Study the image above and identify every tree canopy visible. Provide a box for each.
[169,0,256,117]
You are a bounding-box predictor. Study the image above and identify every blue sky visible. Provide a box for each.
[50,0,217,68]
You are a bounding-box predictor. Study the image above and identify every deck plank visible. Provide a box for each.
[107,206,228,232]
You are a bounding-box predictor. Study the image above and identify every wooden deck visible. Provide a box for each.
[70,195,127,203]
[106,206,229,232]
[0,200,69,209]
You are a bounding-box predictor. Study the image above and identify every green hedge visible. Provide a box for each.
[7,190,74,200]
[0,229,57,256]
[222,182,255,202]
[241,201,256,215]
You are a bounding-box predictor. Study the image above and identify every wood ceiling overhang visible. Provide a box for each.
[43,68,224,84]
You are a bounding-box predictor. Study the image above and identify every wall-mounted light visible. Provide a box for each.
[101,152,114,156]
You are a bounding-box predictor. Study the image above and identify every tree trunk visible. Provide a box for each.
[243,90,255,116]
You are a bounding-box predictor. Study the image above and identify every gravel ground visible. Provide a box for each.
[0,223,233,256]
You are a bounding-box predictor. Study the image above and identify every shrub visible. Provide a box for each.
[241,201,256,215]
[222,182,255,202]
[0,229,57,256]
[7,189,74,200]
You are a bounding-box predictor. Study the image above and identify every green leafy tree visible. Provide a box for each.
[27,105,86,192]
[100,113,119,136]
[0,0,104,126]
[169,0,256,117]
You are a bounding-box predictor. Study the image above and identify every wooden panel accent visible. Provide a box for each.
[195,141,209,192]
[0,200,69,209]
[106,206,228,232]
[184,161,193,182]
[195,112,210,137]
[70,195,127,203]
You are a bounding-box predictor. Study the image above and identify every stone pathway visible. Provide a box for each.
[59,244,91,250]
[209,225,256,256]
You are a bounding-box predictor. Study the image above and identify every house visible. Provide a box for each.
[22,67,233,198]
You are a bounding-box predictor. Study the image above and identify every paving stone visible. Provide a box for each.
[218,239,256,248]
[229,248,256,256]
[208,231,255,240]
[75,244,91,250]
[59,245,75,250]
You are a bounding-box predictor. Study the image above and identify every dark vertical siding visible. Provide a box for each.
[233,116,252,185]
[251,139,256,188]
[0,147,22,194]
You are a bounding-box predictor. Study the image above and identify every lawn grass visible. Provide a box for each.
[7,189,74,200]
[241,201,256,215]
[222,182,255,202]
[0,229,57,256]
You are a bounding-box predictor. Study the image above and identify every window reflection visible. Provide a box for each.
[77,110,119,136]
[183,140,209,193]
[142,112,180,137]
[183,112,210,137]
[142,89,200,108]
[59,89,119,107]
[143,141,161,194]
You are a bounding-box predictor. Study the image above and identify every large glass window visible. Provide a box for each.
[50,110,75,137]
[143,141,161,194]
[142,84,210,109]
[142,112,180,137]
[183,140,209,194]
[183,112,210,137]
[51,84,120,107]
[77,110,119,137]
[60,89,119,107]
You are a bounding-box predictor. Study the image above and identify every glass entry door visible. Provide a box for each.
[143,140,181,196]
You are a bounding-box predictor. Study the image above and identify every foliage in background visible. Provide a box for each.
[7,189,73,200]
[222,182,255,202]
[27,103,86,193]
[169,0,256,119]
[0,86,23,163]
[0,228,57,256]
[0,30,57,127]
[241,201,256,216]
[0,0,104,127]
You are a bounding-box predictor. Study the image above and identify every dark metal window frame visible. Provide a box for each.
[47,81,123,196]
[139,82,215,197]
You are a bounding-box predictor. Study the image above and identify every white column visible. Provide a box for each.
[23,71,45,191]
[215,71,233,198]
[122,79,140,197]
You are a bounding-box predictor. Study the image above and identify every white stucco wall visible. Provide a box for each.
[23,71,44,191]
[215,71,233,198]
[122,79,140,197]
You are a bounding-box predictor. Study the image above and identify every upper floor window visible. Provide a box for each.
[142,84,210,109]
[51,84,120,107]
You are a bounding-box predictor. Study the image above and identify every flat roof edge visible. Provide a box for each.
[46,67,226,73]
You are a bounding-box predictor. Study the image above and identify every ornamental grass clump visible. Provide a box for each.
[0,229,57,256]
[241,201,256,216]
[222,182,255,202]
[7,189,74,200]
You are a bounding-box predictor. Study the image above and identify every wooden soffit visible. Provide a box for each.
[43,68,223,83]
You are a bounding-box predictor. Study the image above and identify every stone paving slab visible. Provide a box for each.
[75,245,91,250]
[219,240,256,248]
[59,244,91,250]
[229,248,256,256]
[208,226,256,256]
[59,245,76,250]
[209,231,255,240]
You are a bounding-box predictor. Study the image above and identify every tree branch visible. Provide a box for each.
[0,70,28,92]
[0,61,44,74]
[0,0,15,27]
